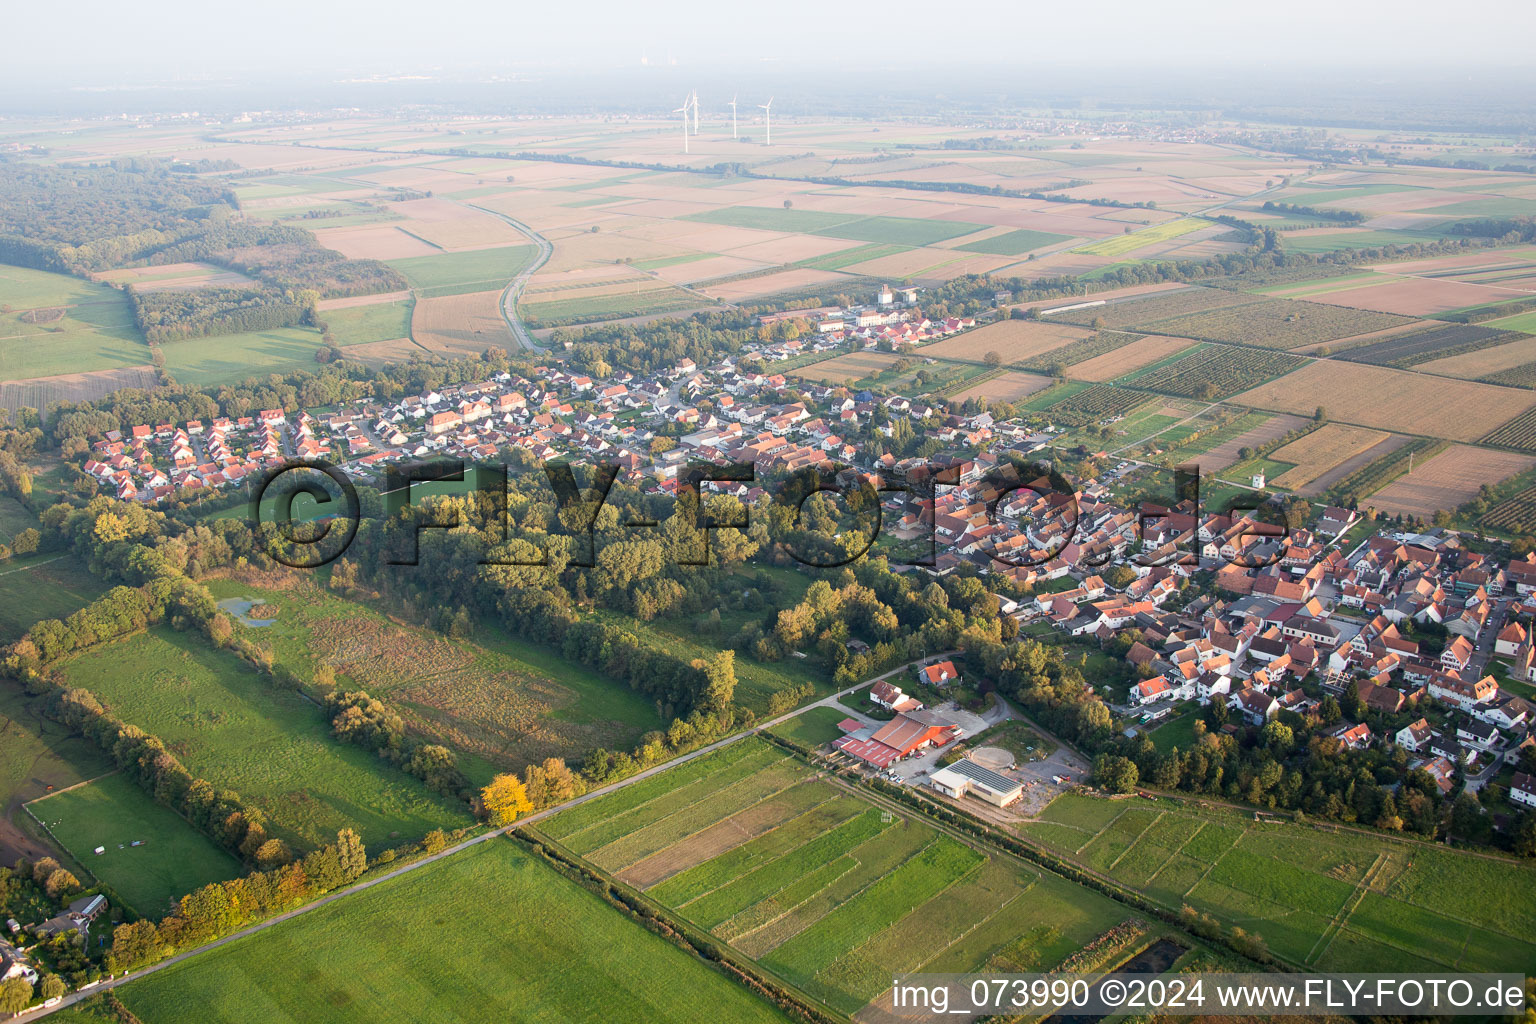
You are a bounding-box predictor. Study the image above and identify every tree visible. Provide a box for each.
[480,773,534,827]
[44,868,80,899]
[1093,753,1139,794]
[335,828,368,882]
[983,350,1003,368]
[0,977,31,1015]
[524,757,582,809]
[40,975,65,1003]
[254,838,293,871]
[783,199,793,209]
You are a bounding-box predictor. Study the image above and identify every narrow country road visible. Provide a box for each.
[467,203,553,352]
[14,654,953,1022]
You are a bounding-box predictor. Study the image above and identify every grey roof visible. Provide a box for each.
[945,758,1023,794]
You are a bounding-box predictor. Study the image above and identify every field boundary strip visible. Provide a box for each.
[1105,810,1165,873]
[1143,820,1205,887]
[911,883,1035,972]
[1304,851,1386,965]
[669,797,868,906]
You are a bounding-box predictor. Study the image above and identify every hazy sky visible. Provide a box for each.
[9,0,1536,85]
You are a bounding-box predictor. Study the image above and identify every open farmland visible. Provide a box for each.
[319,298,413,347]
[160,327,327,389]
[1053,286,1257,330]
[412,290,516,354]
[0,365,159,417]
[1482,486,1536,535]
[0,554,110,641]
[1141,298,1415,350]
[1268,424,1391,490]
[1065,334,1197,382]
[1481,405,1536,451]
[1417,334,1536,380]
[682,207,987,246]
[951,370,1055,403]
[0,267,151,382]
[1017,793,1536,972]
[1173,413,1309,474]
[110,838,794,1024]
[388,244,535,297]
[541,738,1128,1016]
[203,577,663,783]
[918,319,1090,365]
[1043,383,1147,425]
[1288,275,1534,317]
[1336,323,1521,368]
[1073,217,1208,258]
[54,624,473,850]
[1369,445,1536,518]
[953,228,1073,255]
[793,350,901,384]
[1237,361,1536,442]
[27,771,242,916]
[1129,347,1306,400]
[519,282,707,326]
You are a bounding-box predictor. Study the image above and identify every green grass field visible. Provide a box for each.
[28,772,242,915]
[1018,792,1536,972]
[389,245,536,298]
[0,680,112,813]
[0,266,151,381]
[767,706,850,748]
[321,300,413,346]
[160,327,326,390]
[954,228,1074,255]
[111,838,793,1024]
[56,624,472,850]
[1487,310,1536,336]
[519,286,707,326]
[1074,219,1207,258]
[682,208,985,246]
[202,578,662,784]
[0,553,110,642]
[544,738,1128,1015]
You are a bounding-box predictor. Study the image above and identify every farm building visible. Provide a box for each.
[870,680,923,713]
[929,759,1024,807]
[834,710,959,767]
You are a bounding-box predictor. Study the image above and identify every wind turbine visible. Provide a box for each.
[728,94,738,139]
[690,90,700,135]
[759,97,773,146]
[673,95,690,154]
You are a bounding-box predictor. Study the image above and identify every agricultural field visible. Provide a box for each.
[203,576,664,783]
[1140,298,1415,351]
[766,706,851,749]
[1073,217,1208,258]
[518,283,707,327]
[1283,275,1534,317]
[54,624,473,850]
[0,553,110,642]
[1369,445,1536,519]
[682,207,987,247]
[1017,793,1536,972]
[0,365,160,417]
[1237,361,1536,443]
[160,327,327,390]
[1066,334,1197,382]
[1485,361,1536,389]
[1171,413,1309,474]
[108,838,794,1024]
[950,369,1055,403]
[1327,439,1448,506]
[792,350,901,384]
[953,228,1073,256]
[918,319,1090,365]
[1043,384,1148,426]
[1335,323,1521,368]
[1128,347,1307,400]
[1481,405,1536,451]
[0,266,152,382]
[541,738,1128,1016]
[412,290,516,355]
[1052,286,1257,330]
[1482,486,1536,535]
[0,680,112,867]
[27,772,242,916]
[318,298,413,347]
[1268,424,1391,491]
[1412,330,1536,381]
[388,244,536,297]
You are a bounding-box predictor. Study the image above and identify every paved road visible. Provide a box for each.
[14,654,952,1022]
[467,204,553,352]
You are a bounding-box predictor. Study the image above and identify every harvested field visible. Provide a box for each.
[1193,414,1310,473]
[701,268,853,303]
[1269,424,1391,490]
[95,261,259,292]
[1417,335,1536,379]
[1238,362,1536,442]
[340,337,432,368]
[1300,276,1531,317]
[1299,434,1414,498]
[951,370,1055,403]
[1142,298,1415,350]
[313,224,441,260]
[794,350,901,384]
[316,289,412,311]
[1370,446,1536,518]
[1066,335,1198,382]
[919,320,1090,365]
[412,290,516,355]
[0,365,159,416]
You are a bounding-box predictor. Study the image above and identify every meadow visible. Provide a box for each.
[203,576,664,784]
[160,327,327,390]
[55,624,473,850]
[1017,793,1536,972]
[27,771,242,916]
[0,681,112,818]
[388,244,536,297]
[543,738,1128,1016]
[320,299,413,347]
[0,266,150,382]
[955,228,1073,256]
[0,553,110,642]
[1074,218,1208,258]
[109,838,794,1024]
